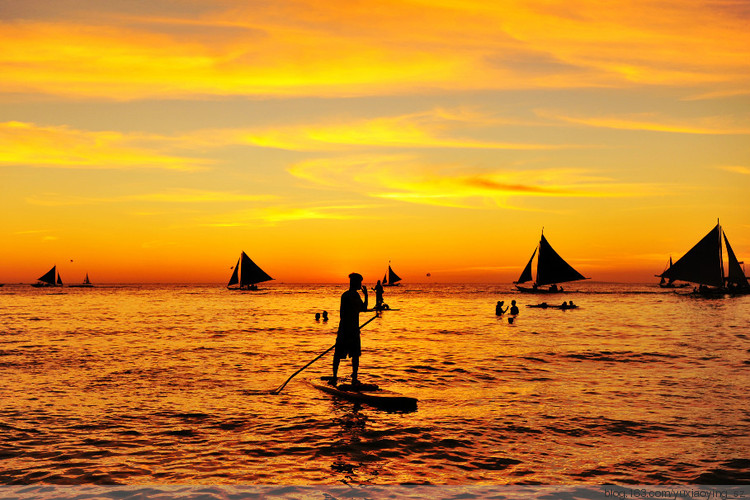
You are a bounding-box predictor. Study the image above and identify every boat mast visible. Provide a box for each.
[718,218,725,287]
[536,227,543,284]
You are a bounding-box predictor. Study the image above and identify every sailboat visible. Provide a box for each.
[382,263,402,287]
[657,257,689,288]
[31,265,63,288]
[659,220,749,296]
[514,230,589,293]
[69,273,94,288]
[227,251,274,290]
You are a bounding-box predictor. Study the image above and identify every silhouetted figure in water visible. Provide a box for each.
[315,312,321,321]
[322,310,329,322]
[496,301,507,315]
[509,300,519,315]
[332,273,368,386]
[550,284,558,292]
[373,280,384,310]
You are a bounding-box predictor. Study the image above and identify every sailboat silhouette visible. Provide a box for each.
[515,230,589,293]
[227,251,274,291]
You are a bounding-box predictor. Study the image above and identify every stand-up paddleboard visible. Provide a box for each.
[308,378,417,411]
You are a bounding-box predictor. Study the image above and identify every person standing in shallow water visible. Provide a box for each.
[509,300,519,315]
[496,301,507,315]
[373,280,384,310]
[332,273,369,385]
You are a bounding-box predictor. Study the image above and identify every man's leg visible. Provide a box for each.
[331,354,340,385]
[351,355,359,384]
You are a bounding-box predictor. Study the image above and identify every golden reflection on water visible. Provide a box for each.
[0,283,749,484]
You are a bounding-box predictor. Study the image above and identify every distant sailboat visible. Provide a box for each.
[383,263,402,287]
[69,273,94,288]
[515,230,589,293]
[659,220,749,295]
[227,251,273,290]
[31,265,62,288]
[657,257,688,288]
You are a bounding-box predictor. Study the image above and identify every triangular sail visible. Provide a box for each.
[37,266,56,285]
[227,258,240,287]
[239,252,273,286]
[83,273,91,285]
[515,247,537,284]
[660,224,723,287]
[724,232,748,287]
[387,265,402,284]
[382,272,388,285]
[56,273,63,285]
[536,235,587,286]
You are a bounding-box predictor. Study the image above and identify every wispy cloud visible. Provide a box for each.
[717,165,750,175]
[165,108,577,152]
[289,154,663,209]
[1,0,748,100]
[203,203,379,226]
[0,122,210,170]
[1,109,579,173]
[25,189,275,206]
[536,110,750,135]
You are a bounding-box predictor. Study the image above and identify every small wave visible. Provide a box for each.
[695,459,750,484]
[562,350,682,363]
[162,429,198,437]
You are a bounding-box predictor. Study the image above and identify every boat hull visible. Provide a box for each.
[684,286,750,297]
[515,285,566,294]
[309,378,417,412]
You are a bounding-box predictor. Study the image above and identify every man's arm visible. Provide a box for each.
[361,285,369,310]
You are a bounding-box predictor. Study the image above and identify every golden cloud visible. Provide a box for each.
[1,0,748,99]
[536,110,750,135]
[289,154,662,208]
[25,189,275,206]
[0,121,210,170]
[717,165,750,175]
[203,203,379,226]
[161,108,577,152]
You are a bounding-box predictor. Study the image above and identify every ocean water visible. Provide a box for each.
[0,282,749,486]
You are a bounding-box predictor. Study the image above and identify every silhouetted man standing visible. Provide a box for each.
[332,272,368,385]
[373,279,384,309]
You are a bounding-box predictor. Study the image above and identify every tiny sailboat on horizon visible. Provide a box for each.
[657,257,688,288]
[69,273,94,288]
[227,251,274,291]
[515,230,589,293]
[659,220,749,296]
[31,265,63,288]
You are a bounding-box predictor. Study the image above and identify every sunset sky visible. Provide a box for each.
[1,0,749,283]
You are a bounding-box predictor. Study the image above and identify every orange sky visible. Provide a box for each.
[1,0,749,283]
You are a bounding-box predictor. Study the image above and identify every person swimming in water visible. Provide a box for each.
[496,301,508,315]
[509,300,519,315]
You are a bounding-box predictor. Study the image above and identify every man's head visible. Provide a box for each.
[348,272,363,289]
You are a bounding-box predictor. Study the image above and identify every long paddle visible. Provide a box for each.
[270,314,379,395]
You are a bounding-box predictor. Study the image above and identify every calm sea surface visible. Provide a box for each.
[1,282,749,485]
